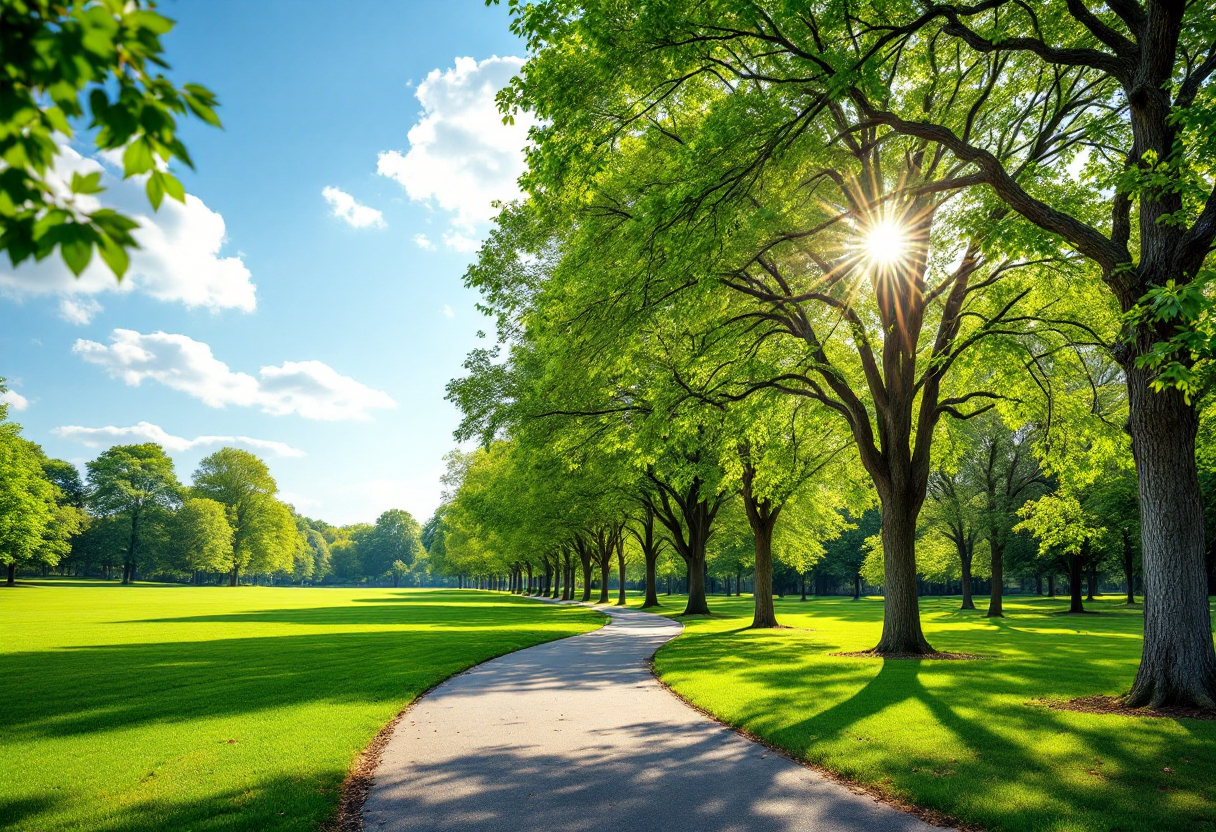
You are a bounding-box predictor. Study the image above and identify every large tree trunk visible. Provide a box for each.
[1125,378,1216,707]
[987,540,1005,617]
[6,563,14,586]
[873,492,934,653]
[684,554,710,615]
[959,544,976,611]
[229,565,239,587]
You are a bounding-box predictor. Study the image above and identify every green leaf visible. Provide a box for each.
[161,172,185,204]
[146,170,165,209]
[61,234,94,277]
[70,171,104,195]
[97,234,130,279]
[122,138,155,177]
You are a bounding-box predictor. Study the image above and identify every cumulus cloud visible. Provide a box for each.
[0,146,256,315]
[52,421,306,458]
[322,186,386,229]
[74,329,396,421]
[58,297,103,325]
[377,56,535,238]
[413,233,436,250]
[1,389,29,412]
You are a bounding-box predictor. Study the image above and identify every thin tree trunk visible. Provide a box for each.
[1047,573,1055,597]
[598,548,611,604]
[1068,550,1086,614]
[580,552,592,602]
[616,541,627,606]
[642,549,659,607]
[123,507,140,586]
[986,538,1005,617]
[800,573,807,602]
[741,465,780,627]
[853,573,861,601]
[960,545,976,611]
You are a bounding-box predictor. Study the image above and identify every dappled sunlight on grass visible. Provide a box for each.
[646,593,1216,832]
[0,584,602,832]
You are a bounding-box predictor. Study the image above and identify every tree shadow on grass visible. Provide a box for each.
[0,796,64,830]
[137,592,598,629]
[659,626,1216,832]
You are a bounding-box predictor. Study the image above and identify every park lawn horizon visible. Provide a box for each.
[0,583,604,832]
[641,593,1216,832]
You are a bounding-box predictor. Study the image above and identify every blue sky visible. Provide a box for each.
[0,0,529,524]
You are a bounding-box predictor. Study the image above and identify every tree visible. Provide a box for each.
[361,509,422,583]
[612,0,1216,706]
[1,0,220,278]
[191,447,297,585]
[0,425,57,585]
[168,497,233,577]
[493,3,1105,654]
[86,443,180,584]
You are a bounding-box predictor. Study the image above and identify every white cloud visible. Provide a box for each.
[413,233,436,250]
[0,146,256,315]
[441,231,480,253]
[442,304,455,319]
[58,297,103,325]
[279,491,322,510]
[74,329,397,421]
[1,389,29,412]
[377,55,535,239]
[321,186,386,229]
[52,421,305,458]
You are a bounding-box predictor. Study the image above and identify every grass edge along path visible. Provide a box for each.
[0,584,605,832]
[642,593,1216,832]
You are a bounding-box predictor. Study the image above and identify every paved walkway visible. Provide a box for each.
[362,603,941,832]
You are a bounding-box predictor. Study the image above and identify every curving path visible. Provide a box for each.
[362,603,942,832]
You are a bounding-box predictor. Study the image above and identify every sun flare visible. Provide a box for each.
[862,219,908,267]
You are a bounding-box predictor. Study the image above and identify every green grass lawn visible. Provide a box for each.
[639,592,1216,832]
[0,582,603,832]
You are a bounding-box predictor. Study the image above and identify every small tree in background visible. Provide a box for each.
[86,443,180,584]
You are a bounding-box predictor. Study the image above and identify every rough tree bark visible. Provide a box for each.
[1125,379,1216,707]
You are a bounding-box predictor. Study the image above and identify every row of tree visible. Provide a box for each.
[426,0,1216,710]
[0,384,423,587]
